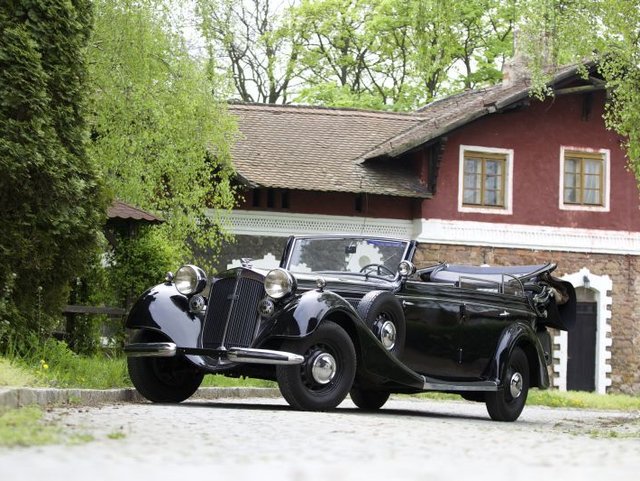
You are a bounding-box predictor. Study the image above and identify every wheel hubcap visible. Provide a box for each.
[509,371,523,399]
[379,320,396,350]
[311,352,337,385]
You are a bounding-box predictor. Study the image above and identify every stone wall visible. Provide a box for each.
[414,243,640,394]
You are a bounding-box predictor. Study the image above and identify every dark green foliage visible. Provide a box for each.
[106,227,182,308]
[0,0,108,343]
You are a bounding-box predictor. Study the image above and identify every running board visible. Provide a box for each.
[422,376,498,392]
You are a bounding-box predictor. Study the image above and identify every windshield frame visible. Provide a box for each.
[281,235,413,278]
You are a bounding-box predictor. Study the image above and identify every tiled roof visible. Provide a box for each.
[107,200,163,223]
[228,63,596,196]
[359,63,592,162]
[228,103,430,198]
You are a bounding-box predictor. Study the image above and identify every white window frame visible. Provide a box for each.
[559,146,610,212]
[458,145,514,215]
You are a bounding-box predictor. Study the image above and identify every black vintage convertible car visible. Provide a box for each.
[124,235,576,422]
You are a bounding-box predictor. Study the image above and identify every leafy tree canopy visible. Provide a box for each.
[88,0,238,269]
[197,0,516,109]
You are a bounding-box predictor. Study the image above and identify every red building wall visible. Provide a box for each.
[237,188,417,220]
[422,91,640,231]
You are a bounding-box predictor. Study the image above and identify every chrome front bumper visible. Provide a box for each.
[124,342,304,365]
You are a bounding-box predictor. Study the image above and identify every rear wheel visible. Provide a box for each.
[485,346,529,422]
[350,387,390,410]
[276,321,356,411]
[127,331,203,403]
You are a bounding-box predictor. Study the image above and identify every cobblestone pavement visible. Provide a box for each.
[1,396,639,481]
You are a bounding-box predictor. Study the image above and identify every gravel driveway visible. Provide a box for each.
[1,396,639,480]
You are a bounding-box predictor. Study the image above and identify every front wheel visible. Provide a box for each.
[485,346,529,422]
[276,321,356,411]
[127,332,203,403]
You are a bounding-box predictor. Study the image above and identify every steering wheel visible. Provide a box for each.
[359,263,395,277]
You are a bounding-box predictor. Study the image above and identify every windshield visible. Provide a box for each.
[285,237,409,278]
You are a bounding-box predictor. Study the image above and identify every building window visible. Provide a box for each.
[281,190,290,209]
[563,151,603,205]
[458,146,513,215]
[266,189,276,208]
[559,147,609,212]
[252,189,261,208]
[251,188,291,210]
[355,193,364,213]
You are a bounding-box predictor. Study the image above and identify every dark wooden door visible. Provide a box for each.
[567,301,597,391]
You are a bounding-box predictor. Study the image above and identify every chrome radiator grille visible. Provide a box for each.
[203,274,264,349]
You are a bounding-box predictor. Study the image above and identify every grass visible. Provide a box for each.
[201,374,276,388]
[1,337,130,390]
[0,358,41,388]
[0,406,60,447]
[415,389,640,411]
[527,388,640,411]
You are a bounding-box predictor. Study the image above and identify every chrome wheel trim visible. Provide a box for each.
[509,371,523,399]
[379,320,397,351]
[311,352,337,385]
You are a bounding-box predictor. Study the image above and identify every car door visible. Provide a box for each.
[398,281,465,378]
[456,289,536,379]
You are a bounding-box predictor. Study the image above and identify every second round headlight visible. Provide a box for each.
[174,264,208,296]
[264,268,296,299]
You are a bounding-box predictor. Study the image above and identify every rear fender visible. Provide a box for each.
[125,283,203,348]
[490,323,550,389]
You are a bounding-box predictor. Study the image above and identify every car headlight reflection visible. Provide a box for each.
[264,268,296,299]
[174,265,208,296]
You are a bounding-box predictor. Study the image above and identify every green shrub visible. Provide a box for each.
[0,1,108,346]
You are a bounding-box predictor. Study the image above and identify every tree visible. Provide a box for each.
[290,0,514,109]
[515,0,640,174]
[0,0,107,339]
[88,0,238,270]
[195,0,302,104]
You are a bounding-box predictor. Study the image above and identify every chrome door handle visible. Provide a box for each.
[499,310,510,317]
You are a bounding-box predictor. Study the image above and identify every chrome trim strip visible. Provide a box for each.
[227,347,304,365]
[124,342,177,358]
[422,376,498,392]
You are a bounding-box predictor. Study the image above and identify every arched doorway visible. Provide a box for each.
[554,268,612,394]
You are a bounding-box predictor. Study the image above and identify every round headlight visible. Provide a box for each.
[264,268,296,299]
[174,265,207,296]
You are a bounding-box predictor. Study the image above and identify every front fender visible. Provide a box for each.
[269,289,426,391]
[489,323,549,389]
[273,289,360,337]
[125,283,203,348]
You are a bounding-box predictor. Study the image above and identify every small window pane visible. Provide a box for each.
[584,189,600,205]
[564,187,577,203]
[464,159,480,174]
[585,159,601,175]
[465,174,481,189]
[464,189,481,204]
[485,160,502,176]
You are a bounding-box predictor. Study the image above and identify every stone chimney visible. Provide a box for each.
[503,27,556,87]
[502,28,530,87]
